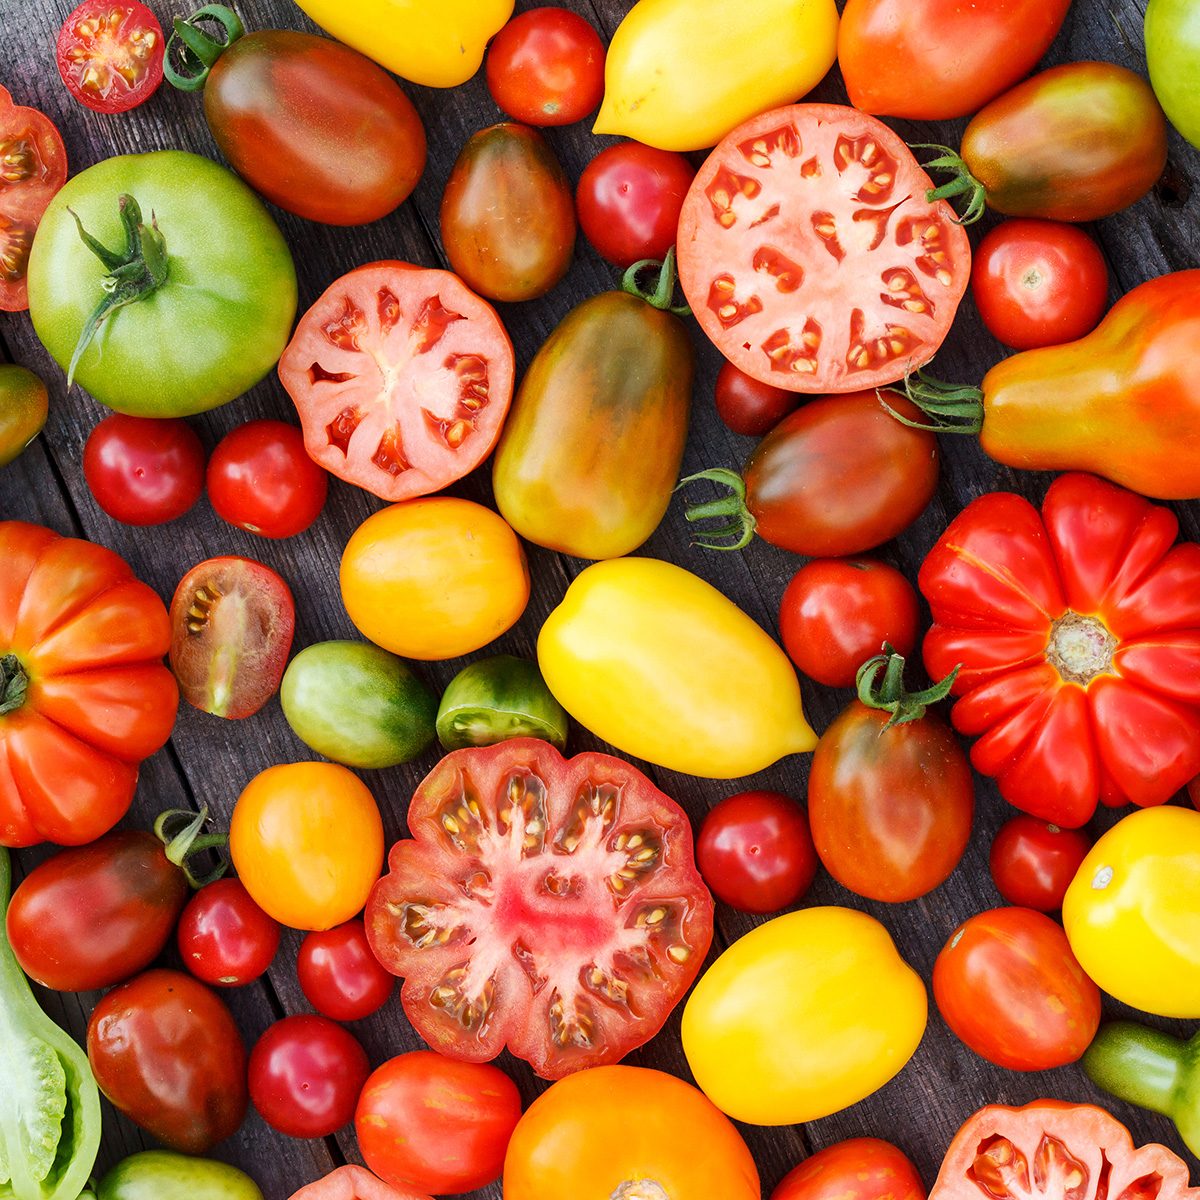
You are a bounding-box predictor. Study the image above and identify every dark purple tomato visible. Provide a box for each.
[714,361,801,437]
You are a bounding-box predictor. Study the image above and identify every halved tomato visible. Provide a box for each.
[168,557,295,720]
[0,86,67,312]
[677,104,971,393]
[278,261,515,502]
[56,1,165,114]
[365,739,714,1080]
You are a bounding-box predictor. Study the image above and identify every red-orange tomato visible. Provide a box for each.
[933,907,1101,1071]
[772,1137,926,1200]
[714,361,800,437]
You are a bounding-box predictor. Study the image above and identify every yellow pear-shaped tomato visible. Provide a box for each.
[290,0,513,88]
[594,0,839,151]
[537,558,816,777]
[1063,806,1200,1018]
[682,907,927,1125]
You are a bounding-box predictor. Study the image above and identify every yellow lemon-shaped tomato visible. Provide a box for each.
[340,498,530,661]
[231,763,384,931]
[537,557,816,778]
[594,0,839,151]
[1063,805,1200,1018]
[682,907,927,1124]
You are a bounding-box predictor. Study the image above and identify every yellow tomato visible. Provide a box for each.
[682,907,927,1124]
[290,0,513,88]
[1063,806,1200,1018]
[593,0,839,151]
[537,557,816,778]
[340,498,530,662]
[230,763,384,931]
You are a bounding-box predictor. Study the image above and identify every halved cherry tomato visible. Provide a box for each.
[365,739,714,1079]
[713,361,800,437]
[56,1,165,114]
[177,878,281,987]
[575,142,696,269]
[677,104,970,393]
[0,86,68,312]
[168,557,295,720]
[297,919,394,1021]
[988,816,1091,912]
[83,414,206,527]
[772,1138,926,1200]
[278,261,515,502]
[779,557,919,687]
[486,8,605,127]
[207,419,328,540]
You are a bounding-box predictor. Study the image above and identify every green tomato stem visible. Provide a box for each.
[910,142,989,225]
[154,805,230,889]
[622,247,691,315]
[856,648,959,728]
[164,5,246,92]
[676,467,756,551]
[0,653,28,715]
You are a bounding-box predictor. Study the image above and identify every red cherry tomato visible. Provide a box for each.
[297,919,394,1022]
[988,817,1091,912]
[177,878,281,987]
[714,361,800,437]
[486,7,605,127]
[780,558,919,688]
[355,1051,523,1194]
[248,1014,370,1139]
[83,414,206,526]
[695,791,818,914]
[576,142,697,268]
[771,1137,926,1200]
[207,419,328,539]
[56,0,164,114]
[971,219,1109,351]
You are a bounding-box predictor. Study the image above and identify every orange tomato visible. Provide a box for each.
[230,762,384,931]
[502,1065,759,1200]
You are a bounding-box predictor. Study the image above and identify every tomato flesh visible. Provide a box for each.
[365,739,713,1079]
[678,104,970,392]
[56,1,164,114]
[279,261,515,502]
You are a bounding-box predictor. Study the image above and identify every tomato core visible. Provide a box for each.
[612,1183,669,1200]
[63,7,160,102]
[1045,612,1117,684]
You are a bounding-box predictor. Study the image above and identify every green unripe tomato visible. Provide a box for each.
[97,1150,264,1200]
[1146,0,1200,149]
[436,653,568,751]
[0,365,49,467]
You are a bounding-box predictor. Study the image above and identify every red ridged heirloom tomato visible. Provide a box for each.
[177,878,281,987]
[365,739,714,1079]
[921,473,1200,826]
[56,1,164,114]
[779,558,919,688]
[0,87,67,312]
[298,920,394,1021]
[278,261,515,502]
[87,968,249,1153]
[933,908,1101,1071]
[0,522,178,848]
[930,1102,1200,1200]
[714,361,800,437]
[988,816,1091,912]
[838,0,1071,120]
[355,1052,522,1194]
[772,1137,926,1200]
[677,104,970,394]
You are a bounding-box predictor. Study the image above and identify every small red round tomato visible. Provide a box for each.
[714,361,800,437]
[486,8,605,127]
[249,1015,370,1139]
[695,791,817,914]
[576,141,696,268]
[87,968,248,1153]
[933,907,1101,1071]
[355,1051,523,1194]
[298,920,394,1022]
[177,878,281,988]
[989,817,1092,912]
[771,1137,926,1200]
[83,414,205,526]
[972,219,1109,350]
[56,1,164,114]
[779,558,920,688]
[207,419,328,539]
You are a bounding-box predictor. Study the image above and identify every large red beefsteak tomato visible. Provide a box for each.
[0,522,178,846]
[920,474,1200,827]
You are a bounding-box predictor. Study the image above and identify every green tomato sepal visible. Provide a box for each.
[1082,1020,1200,1156]
[437,654,568,751]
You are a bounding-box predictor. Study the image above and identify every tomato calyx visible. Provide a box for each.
[163,4,245,92]
[912,143,987,225]
[68,193,169,386]
[0,654,28,715]
[612,1182,669,1200]
[856,648,959,728]
[154,804,230,888]
[621,247,691,316]
[677,467,757,551]
[1045,612,1117,685]
[879,368,985,435]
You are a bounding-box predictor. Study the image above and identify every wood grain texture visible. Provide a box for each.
[1,0,1197,1196]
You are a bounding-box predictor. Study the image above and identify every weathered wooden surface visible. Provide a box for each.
[2,0,1197,1195]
